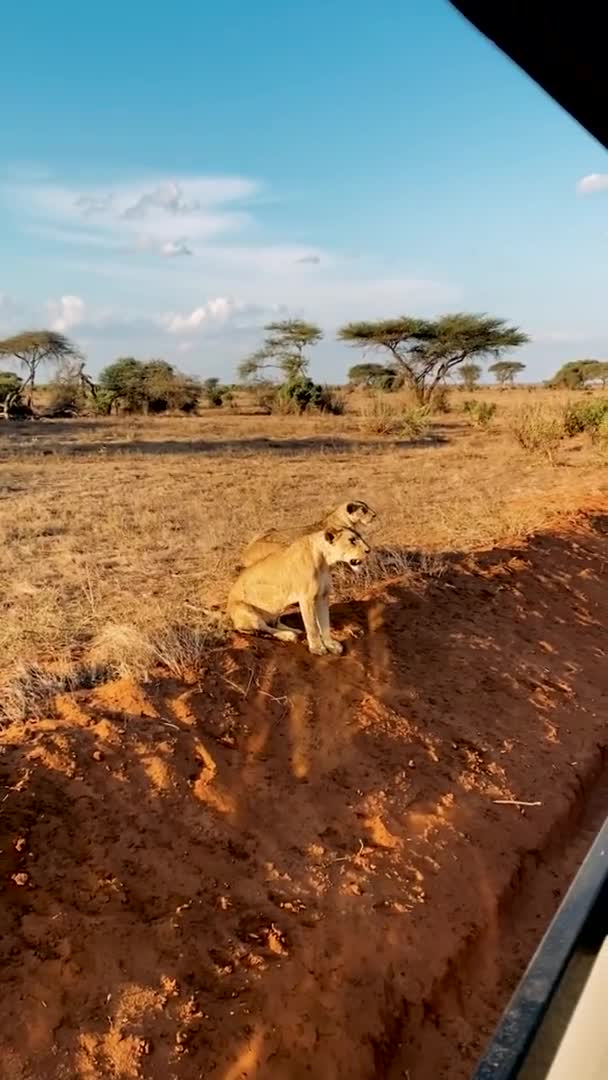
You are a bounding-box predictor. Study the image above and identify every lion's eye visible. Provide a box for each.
[350,537,356,545]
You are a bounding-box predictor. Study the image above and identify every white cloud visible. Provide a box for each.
[162,297,233,333]
[1,167,461,380]
[75,193,114,215]
[160,239,193,258]
[532,329,601,345]
[38,293,279,350]
[122,181,202,220]
[576,173,608,194]
[0,291,16,316]
[3,174,257,258]
[0,292,21,335]
[161,297,278,335]
[47,294,86,331]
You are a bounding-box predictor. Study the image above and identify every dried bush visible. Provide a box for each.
[463,400,497,429]
[510,405,565,462]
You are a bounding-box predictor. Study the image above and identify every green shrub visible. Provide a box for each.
[274,377,344,414]
[90,389,115,416]
[99,358,200,413]
[563,398,608,438]
[0,371,22,403]
[401,404,431,438]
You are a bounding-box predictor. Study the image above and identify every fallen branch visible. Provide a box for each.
[493,799,542,807]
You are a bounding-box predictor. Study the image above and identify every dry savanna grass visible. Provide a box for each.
[1,386,608,717]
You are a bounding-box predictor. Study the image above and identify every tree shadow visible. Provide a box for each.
[1,520,607,1078]
[0,415,452,459]
[0,433,449,459]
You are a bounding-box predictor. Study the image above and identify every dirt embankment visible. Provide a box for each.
[1,508,608,1080]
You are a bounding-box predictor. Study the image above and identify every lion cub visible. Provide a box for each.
[240,499,376,569]
[227,527,370,656]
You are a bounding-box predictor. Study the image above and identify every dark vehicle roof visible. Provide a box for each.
[449,2,608,150]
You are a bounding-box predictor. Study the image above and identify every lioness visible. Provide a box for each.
[240,500,376,569]
[227,527,370,655]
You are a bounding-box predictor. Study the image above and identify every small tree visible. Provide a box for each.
[238,319,322,382]
[347,362,398,390]
[99,358,147,412]
[488,360,526,387]
[0,330,82,407]
[458,362,482,391]
[202,377,224,407]
[143,359,199,412]
[99,357,199,413]
[339,313,528,405]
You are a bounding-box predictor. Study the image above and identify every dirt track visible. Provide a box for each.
[1,508,608,1079]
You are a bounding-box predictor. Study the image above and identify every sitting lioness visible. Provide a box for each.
[227,527,370,656]
[240,500,376,569]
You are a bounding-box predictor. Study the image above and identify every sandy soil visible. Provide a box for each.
[1,507,608,1079]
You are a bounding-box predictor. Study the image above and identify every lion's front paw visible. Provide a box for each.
[324,639,343,656]
[308,642,328,656]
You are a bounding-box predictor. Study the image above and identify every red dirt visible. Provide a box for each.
[2,508,608,1080]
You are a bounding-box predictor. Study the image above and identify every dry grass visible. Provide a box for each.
[1,389,608,713]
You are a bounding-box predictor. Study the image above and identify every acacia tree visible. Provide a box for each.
[238,319,322,381]
[0,330,82,407]
[339,313,528,405]
[458,362,482,391]
[548,359,602,389]
[488,360,526,387]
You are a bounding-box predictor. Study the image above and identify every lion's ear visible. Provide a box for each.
[325,529,336,544]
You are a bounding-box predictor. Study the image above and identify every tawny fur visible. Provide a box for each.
[227,527,371,656]
[240,500,376,569]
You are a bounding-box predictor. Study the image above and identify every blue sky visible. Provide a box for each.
[1,0,607,382]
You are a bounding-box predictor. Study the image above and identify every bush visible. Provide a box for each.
[314,386,345,415]
[563,398,608,438]
[463,400,497,429]
[0,371,22,403]
[510,405,565,462]
[44,379,89,416]
[359,395,430,438]
[99,358,200,413]
[401,405,431,438]
[359,395,400,434]
[274,377,344,415]
[594,412,608,444]
[247,381,276,414]
[90,389,115,416]
[201,377,226,408]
